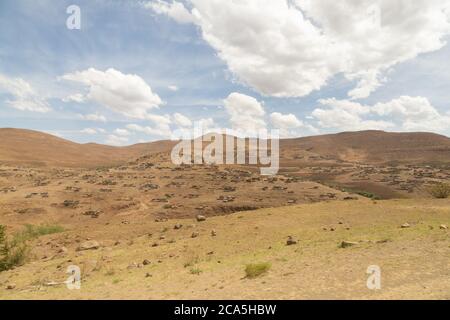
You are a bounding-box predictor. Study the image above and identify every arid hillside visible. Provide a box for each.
[1,129,450,168]
[280,130,450,166]
[0,128,175,168]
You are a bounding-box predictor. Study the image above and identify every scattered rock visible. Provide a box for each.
[440,224,448,230]
[143,259,151,265]
[191,232,199,238]
[174,224,183,230]
[401,223,411,229]
[196,215,206,222]
[286,236,298,246]
[340,241,358,248]
[77,240,100,251]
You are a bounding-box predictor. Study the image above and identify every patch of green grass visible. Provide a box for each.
[14,224,65,242]
[244,262,271,279]
[189,267,203,275]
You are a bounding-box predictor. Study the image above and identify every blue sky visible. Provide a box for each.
[1,0,450,145]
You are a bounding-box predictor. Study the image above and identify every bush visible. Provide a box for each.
[0,225,29,272]
[429,183,450,199]
[245,262,271,279]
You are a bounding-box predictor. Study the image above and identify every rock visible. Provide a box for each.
[174,224,183,230]
[143,259,151,265]
[191,232,199,238]
[286,236,298,246]
[340,241,358,248]
[58,247,68,254]
[401,223,411,229]
[145,273,152,278]
[6,284,16,290]
[196,215,206,222]
[77,240,100,251]
[211,229,217,237]
[440,224,448,230]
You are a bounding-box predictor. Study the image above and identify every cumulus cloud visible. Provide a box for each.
[62,93,85,103]
[311,96,450,133]
[79,113,107,122]
[114,128,130,136]
[270,112,303,129]
[80,128,98,135]
[126,122,172,138]
[145,0,195,24]
[173,112,192,127]
[224,92,266,134]
[61,68,163,119]
[153,0,450,99]
[105,134,129,146]
[0,74,51,112]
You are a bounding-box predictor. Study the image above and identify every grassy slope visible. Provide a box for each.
[1,198,449,300]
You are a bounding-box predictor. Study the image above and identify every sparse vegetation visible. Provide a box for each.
[245,262,271,279]
[0,225,29,272]
[189,267,203,275]
[14,223,64,242]
[429,183,450,199]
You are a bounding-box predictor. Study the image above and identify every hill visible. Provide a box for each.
[0,128,175,167]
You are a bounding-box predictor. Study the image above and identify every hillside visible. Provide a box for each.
[281,130,450,165]
[1,129,449,168]
[0,128,175,167]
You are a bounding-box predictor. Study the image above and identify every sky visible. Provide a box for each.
[1,0,450,145]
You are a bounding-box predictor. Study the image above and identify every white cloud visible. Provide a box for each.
[145,0,195,24]
[312,96,450,133]
[0,74,51,112]
[105,134,129,146]
[168,85,179,91]
[270,112,303,129]
[61,68,163,119]
[126,123,172,138]
[79,113,107,122]
[114,128,130,136]
[173,112,192,127]
[224,92,266,134]
[80,128,98,135]
[62,93,85,103]
[372,96,450,132]
[157,0,450,99]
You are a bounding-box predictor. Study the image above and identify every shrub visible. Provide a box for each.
[429,183,450,199]
[0,225,29,272]
[245,262,271,279]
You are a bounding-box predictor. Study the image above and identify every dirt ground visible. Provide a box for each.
[1,198,449,300]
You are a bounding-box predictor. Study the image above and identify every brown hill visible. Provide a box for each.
[0,128,449,168]
[0,128,175,167]
[281,130,450,165]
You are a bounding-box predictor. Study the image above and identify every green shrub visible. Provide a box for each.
[0,225,29,272]
[245,262,271,279]
[429,183,450,199]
